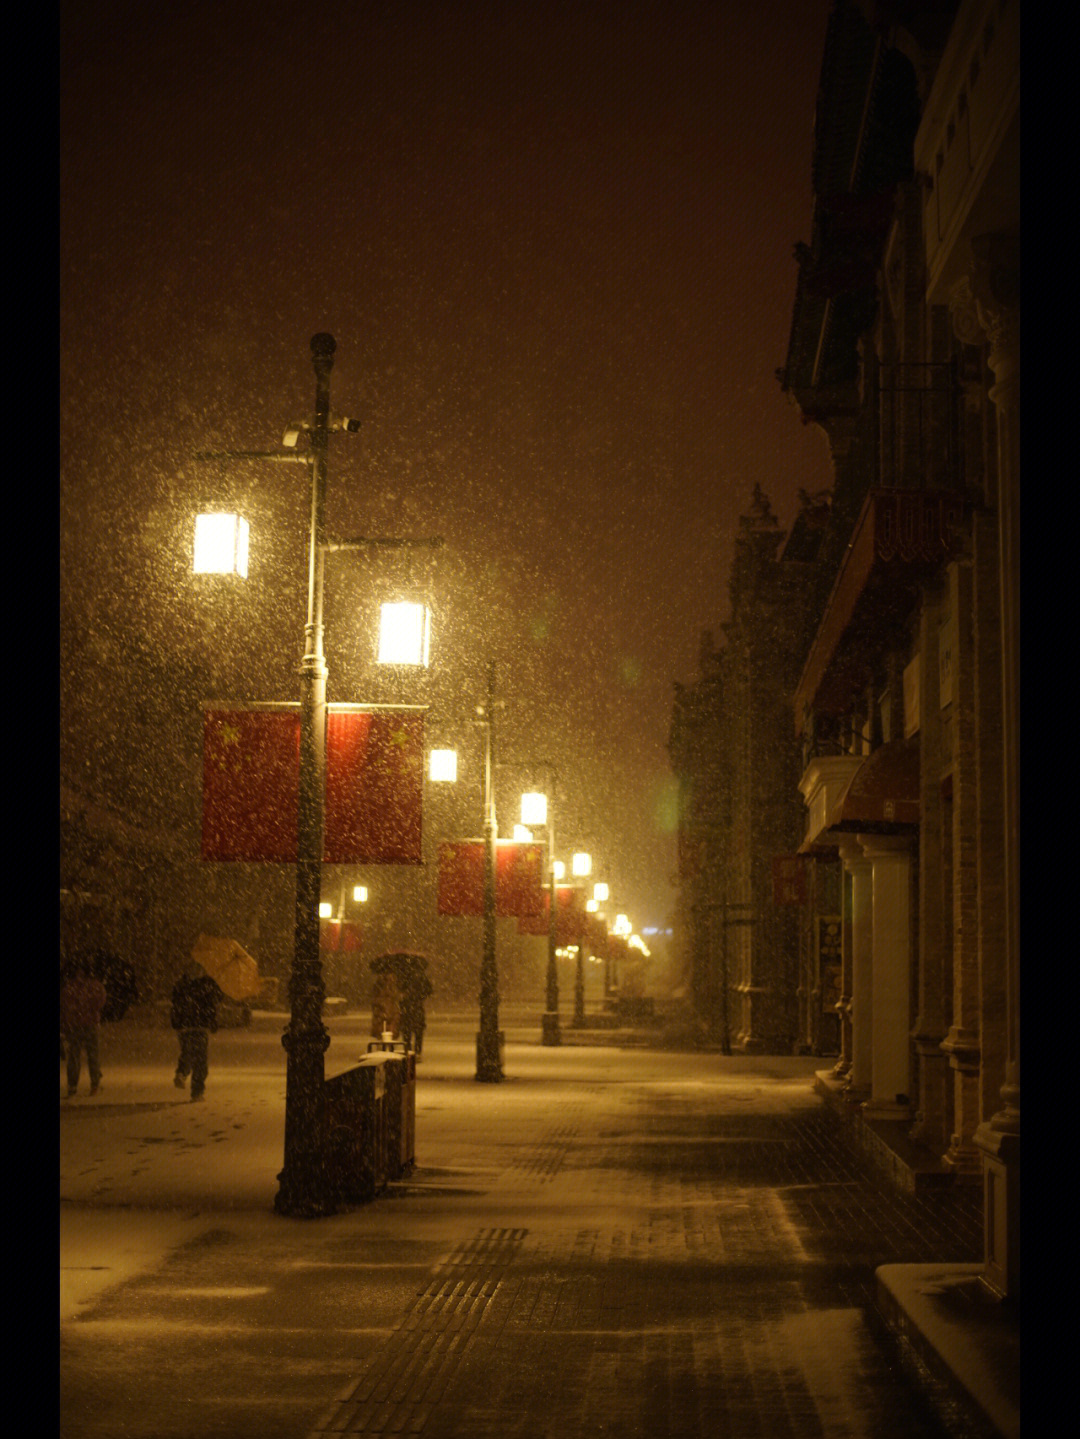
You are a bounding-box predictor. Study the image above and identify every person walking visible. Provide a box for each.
[170,961,222,1101]
[400,963,433,1056]
[60,962,108,1097]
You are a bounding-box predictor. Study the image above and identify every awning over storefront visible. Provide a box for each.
[826,735,920,830]
[798,736,920,852]
[793,489,967,733]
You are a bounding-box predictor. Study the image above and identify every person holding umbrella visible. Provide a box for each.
[372,953,433,1056]
[399,958,433,1057]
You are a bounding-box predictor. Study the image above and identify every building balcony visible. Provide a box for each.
[793,488,967,732]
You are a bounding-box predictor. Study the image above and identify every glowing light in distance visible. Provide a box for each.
[520,792,547,826]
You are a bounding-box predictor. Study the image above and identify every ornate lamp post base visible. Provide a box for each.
[541,1010,561,1045]
[475,1029,505,1081]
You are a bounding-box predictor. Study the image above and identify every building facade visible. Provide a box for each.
[777,0,1018,1298]
[668,487,824,1053]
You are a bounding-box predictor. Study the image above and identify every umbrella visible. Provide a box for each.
[369,951,429,979]
[191,934,265,1002]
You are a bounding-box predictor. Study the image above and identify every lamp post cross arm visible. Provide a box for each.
[324,536,444,551]
[193,450,314,464]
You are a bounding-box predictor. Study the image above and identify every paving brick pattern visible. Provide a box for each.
[308,1091,983,1438]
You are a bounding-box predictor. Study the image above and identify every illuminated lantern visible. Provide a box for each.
[377,600,431,666]
[193,512,249,577]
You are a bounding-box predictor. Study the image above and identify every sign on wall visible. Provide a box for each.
[903,656,920,737]
[772,855,807,905]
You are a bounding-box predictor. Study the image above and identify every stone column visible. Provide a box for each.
[939,559,983,1175]
[858,834,913,1120]
[831,861,853,1077]
[968,233,1020,1298]
[911,583,952,1154]
[838,839,873,1097]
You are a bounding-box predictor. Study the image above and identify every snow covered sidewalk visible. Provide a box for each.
[61,1013,1016,1437]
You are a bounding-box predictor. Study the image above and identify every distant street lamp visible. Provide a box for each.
[193,333,441,1217]
[427,715,503,1081]
[475,661,503,1081]
[520,784,561,1046]
[569,853,592,1027]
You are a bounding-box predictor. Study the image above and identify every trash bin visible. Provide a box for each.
[364,1041,416,1182]
[324,1053,391,1203]
[324,1046,416,1204]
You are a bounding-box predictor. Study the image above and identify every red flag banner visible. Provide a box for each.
[583,913,608,954]
[517,883,587,940]
[201,706,423,863]
[324,710,424,864]
[437,841,545,917]
[498,841,545,917]
[202,709,299,861]
[319,920,363,953]
[437,840,484,915]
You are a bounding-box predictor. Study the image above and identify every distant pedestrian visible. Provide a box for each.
[400,966,433,1056]
[170,961,222,1101]
[60,962,108,1097]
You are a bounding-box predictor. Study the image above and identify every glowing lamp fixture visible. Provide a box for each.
[512,824,533,842]
[553,860,566,880]
[628,934,651,957]
[613,913,631,937]
[572,851,591,878]
[377,600,431,666]
[593,882,609,903]
[318,901,333,919]
[586,898,599,913]
[193,512,249,577]
[520,792,548,827]
[353,885,368,903]
[429,749,457,782]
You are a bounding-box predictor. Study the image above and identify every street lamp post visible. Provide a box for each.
[276,333,336,1217]
[194,333,439,1216]
[520,778,567,1045]
[475,660,503,1081]
[573,937,586,1029]
[521,778,561,1047]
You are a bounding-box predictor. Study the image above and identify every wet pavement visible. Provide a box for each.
[60,1010,1006,1438]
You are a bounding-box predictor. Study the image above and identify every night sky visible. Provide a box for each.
[61,0,834,930]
